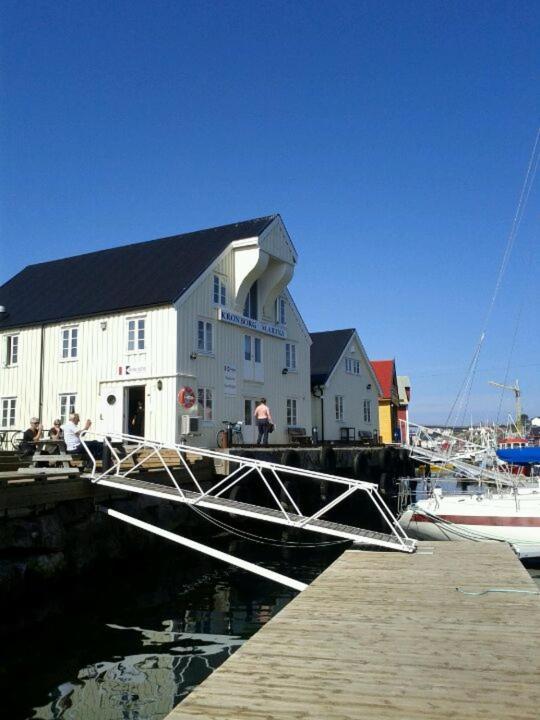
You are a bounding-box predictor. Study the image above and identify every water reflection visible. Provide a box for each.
[1,541,341,720]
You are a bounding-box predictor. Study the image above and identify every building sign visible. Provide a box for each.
[218,309,286,338]
[224,363,237,396]
[118,364,146,377]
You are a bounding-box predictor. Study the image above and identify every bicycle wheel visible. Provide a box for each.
[11,430,24,451]
[232,430,244,446]
[216,430,227,448]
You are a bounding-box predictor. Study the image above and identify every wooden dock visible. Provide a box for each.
[166,541,540,719]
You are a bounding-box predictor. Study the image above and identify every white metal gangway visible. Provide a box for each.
[402,421,520,487]
[81,431,416,591]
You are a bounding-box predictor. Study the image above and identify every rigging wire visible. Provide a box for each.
[445,126,540,429]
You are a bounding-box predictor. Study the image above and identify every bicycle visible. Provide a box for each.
[216,420,244,448]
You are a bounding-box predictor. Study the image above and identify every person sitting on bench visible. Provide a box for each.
[21,417,43,456]
[62,413,103,469]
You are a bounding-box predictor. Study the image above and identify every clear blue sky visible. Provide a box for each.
[1,1,539,424]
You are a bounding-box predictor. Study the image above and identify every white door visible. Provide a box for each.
[99,385,125,434]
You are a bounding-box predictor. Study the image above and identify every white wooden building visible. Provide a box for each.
[0,215,312,447]
[310,329,381,443]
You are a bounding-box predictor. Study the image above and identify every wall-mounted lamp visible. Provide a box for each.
[366,383,372,390]
[157,380,163,391]
[281,367,289,375]
[100,320,107,331]
[312,385,323,398]
[190,352,198,360]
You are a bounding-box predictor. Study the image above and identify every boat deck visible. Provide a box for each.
[165,541,540,719]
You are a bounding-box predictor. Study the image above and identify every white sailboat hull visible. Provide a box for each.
[399,488,540,558]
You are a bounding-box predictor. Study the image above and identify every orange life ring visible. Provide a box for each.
[178,386,196,409]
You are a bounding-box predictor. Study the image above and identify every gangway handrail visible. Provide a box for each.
[80,430,416,590]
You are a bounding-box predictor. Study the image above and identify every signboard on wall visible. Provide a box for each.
[218,309,287,338]
[224,363,237,396]
[118,364,146,377]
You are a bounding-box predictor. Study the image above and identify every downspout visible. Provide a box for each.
[38,325,45,420]
[320,394,324,443]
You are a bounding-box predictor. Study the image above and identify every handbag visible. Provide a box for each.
[268,422,274,433]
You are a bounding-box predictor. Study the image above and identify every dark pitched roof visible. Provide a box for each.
[0,215,276,329]
[309,329,355,386]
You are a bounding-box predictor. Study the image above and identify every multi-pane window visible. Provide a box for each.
[335,395,344,421]
[197,320,213,353]
[363,399,371,423]
[213,275,226,306]
[197,387,213,421]
[345,358,360,375]
[286,398,297,426]
[244,335,263,381]
[285,343,297,370]
[243,281,258,320]
[61,326,78,359]
[1,398,16,427]
[6,335,19,366]
[276,297,286,325]
[127,318,145,352]
[60,394,77,424]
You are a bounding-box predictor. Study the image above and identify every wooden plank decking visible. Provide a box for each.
[166,541,540,720]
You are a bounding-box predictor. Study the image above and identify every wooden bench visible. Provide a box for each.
[287,427,312,446]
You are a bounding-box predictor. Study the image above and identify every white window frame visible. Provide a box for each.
[345,357,360,375]
[6,334,19,366]
[213,275,226,306]
[285,342,297,371]
[60,326,79,360]
[335,395,344,422]
[197,387,213,423]
[197,320,214,354]
[59,393,77,424]
[127,316,145,353]
[1,397,16,428]
[286,398,297,426]
[363,399,371,423]
[276,297,286,325]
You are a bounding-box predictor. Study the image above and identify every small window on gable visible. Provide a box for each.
[197,320,213,354]
[285,343,296,370]
[345,358,360,375]
[213,275,226,306]
[243,281,258,320]
[276,297,286,325]
[6,335,19,366]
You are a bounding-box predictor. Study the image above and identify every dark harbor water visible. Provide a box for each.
[0,528,346,720]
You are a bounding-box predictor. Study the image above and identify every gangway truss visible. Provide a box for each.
[81,431,416,591]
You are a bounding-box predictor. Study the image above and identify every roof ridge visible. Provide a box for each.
[19,214,277,271]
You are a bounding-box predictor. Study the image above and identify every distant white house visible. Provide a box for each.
[310,329,381,443]
[0,215,312,447]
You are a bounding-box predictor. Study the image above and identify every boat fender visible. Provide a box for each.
[281,449,301,469]
[320,446,336,473]
[352,452,368,479]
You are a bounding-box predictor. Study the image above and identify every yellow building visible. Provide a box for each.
[370,360,400,444]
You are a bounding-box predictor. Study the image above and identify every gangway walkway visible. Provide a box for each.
[82,431,415,589]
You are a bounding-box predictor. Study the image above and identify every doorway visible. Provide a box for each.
[126,385,146,437]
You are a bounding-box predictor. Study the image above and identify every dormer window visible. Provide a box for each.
[213,275,226,306]
[243,281,258,320]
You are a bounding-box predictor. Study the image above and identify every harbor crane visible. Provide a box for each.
[488,380,523,434]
